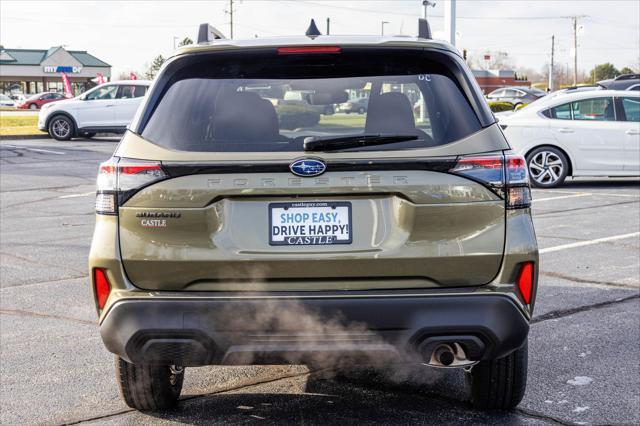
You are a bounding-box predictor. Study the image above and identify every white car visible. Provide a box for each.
[0,94,15,107]
[500,90,640,187]
[38,80,151,141]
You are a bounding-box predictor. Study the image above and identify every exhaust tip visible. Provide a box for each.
[438,348,455,366]
[434,344,455,366]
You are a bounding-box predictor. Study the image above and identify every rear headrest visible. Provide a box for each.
[365,92,417,134]
[212,92,280,141]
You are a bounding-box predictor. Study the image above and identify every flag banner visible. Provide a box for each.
[61,72,73,98]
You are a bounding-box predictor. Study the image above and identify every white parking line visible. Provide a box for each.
[24,147,65,155]
[540,232,640,254]
[2,145,65,155]
[58,191,94,199]
[533,193,591,203]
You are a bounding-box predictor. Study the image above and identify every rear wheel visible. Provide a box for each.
[526,146,568,188]
[116,356,184,411]
[29,103,38,110]
[358,107,365,114]
[467,342,528,410]
[48,115,75,141]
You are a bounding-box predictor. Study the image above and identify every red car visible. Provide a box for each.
[17,92,67,110]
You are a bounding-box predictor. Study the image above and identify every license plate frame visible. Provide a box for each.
[268,201,352,246]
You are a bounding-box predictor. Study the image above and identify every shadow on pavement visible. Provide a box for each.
[138,366,532,425]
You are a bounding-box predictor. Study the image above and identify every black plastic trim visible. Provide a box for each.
[100,294,529,366]
[161,157,458,178]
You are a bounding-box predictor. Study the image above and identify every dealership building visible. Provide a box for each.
[0,46,111,96]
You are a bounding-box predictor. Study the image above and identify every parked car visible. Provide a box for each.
[500,90,640,187]
[9,93,26,103]
[278,90,336,115]
[337,97,369,114]
[16,92,66,110]
[0,93,15,107]
[38,80,150,141]
[486,86,546,108]
[598,73,640,91]
[90,22,537,412]
[544,85,602,100]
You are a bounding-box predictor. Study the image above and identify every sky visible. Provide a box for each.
[1,0,639,79]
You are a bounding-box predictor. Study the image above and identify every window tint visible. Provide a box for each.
[572,97,614,121]
[621,97,640,122]
[116,85,147,99]
[549,102,572,120]
[488,89,504,98]
[504,89,518,97]
[141,51,483,153]
[86,85,117,100]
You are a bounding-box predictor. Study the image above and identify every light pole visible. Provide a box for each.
[381,20,389,35]
[422,1,436,20]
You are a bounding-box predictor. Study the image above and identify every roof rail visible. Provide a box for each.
[197,23,226,44]
[418,18,432,39]
[615,73,640,81]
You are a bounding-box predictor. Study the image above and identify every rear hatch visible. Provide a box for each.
[106,46,520,292]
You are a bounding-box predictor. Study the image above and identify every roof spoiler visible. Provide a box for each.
[418,18,432,39]
[197,23,226,44]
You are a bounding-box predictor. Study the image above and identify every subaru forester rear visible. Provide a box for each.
[89,21,538,411]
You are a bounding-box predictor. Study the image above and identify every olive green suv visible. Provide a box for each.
[89,21,538,411]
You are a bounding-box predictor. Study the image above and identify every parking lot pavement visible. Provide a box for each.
[1,138,638,425]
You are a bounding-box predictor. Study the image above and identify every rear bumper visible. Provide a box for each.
[100,294,529,366]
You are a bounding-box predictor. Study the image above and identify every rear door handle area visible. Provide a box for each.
[625,129,640,135]
[558,128,574,133]
[105,104,115,108]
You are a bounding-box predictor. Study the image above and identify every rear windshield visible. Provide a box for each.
[140,49,483,152]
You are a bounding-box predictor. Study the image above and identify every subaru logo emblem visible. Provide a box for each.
[289,158,327,177]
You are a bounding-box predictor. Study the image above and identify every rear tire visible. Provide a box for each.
[526,146,569,188]
[29,103,38,110]
[116,356,184,411]
[468,342,528,410]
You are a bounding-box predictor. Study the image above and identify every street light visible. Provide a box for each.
[381,20,389,35]
[422,1,436,19]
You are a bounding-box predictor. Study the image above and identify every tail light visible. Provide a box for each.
[93,268,111,310]
[450,153,531,209]
[95,157,167,214]
[277,46,341,55]
[516,262,535,304]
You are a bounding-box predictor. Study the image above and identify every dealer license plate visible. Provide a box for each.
[269,202,352,246]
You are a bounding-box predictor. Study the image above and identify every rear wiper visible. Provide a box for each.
[303,134,418,152]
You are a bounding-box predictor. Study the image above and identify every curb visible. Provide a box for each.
[0,134,49,141]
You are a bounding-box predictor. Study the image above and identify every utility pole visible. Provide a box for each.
[444,0,456,46]
[225,0,236,39]
[562,15,587,85]
[572,16,577,85]
[381,20,389,36]
[326,17,330,35]
[549,35,555,91]
[230,0,234,39]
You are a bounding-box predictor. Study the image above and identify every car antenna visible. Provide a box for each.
[197,23,226,44]
[305,19,322,39]
[418,18,432,39]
